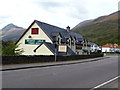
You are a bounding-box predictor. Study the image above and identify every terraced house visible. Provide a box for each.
[16,20,92,55]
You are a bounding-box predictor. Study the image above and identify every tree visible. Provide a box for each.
[2,40,24,55]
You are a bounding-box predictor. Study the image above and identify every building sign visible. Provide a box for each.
[58,45,67,52]
[25,39,45,45]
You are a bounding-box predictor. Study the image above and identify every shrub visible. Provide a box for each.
[1,40,23,55]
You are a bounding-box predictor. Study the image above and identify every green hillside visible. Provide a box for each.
[72,11,119,46]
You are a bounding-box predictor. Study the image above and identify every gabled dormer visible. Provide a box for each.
[51,32,62,45]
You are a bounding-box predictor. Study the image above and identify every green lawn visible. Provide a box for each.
[104,53,119,56]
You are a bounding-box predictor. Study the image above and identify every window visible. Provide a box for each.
[31,28,39,34]
[68,39,71,46]
[76,45,82,49]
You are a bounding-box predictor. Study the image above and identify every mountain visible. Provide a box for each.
[1,23,22,31]
[72,11,119,45]
[72,20,94,30]
[0,24,26,41]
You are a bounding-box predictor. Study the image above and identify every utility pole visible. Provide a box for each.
[55,44,57,62]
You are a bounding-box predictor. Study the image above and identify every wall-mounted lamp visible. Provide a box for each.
[28,36,32,38]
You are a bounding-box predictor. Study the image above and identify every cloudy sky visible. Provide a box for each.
[0,0,119,29]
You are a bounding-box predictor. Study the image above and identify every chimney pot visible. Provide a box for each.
[66,26,70,32]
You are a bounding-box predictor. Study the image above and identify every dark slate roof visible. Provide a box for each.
[35,20,67,41]
[67,47,76,55]
[51,32,60,36]
[45,42,56,54]
[61,38,66,43]
[34,42,76,55]
[34,42,56,54]
[87,43,91,47]
[69,32,83,39]
[78,38,84,42]
[76,41,83,45]
[87,42,98,47]
[35,20,84,41]
[52,37,57,42]
[89,42,98,46]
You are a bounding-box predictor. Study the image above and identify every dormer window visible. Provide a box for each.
[57,37,62,45]
[71,40,74,44]
[67,39,71,46]
[31,28,39,34]
[57,38,60,44]
[67,39,69,42]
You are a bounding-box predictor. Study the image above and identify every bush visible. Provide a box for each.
[1,40,23,55]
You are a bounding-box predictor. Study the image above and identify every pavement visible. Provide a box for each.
[1,56,109,71]
[2,55,119,88]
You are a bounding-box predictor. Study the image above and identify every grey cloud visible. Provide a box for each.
[0,16,10,24]
[67,7,88,20]
[0,15,11,28]
[0,15,11,19]
[63,2,89,20]
[36,1,65,10]
[35,1,89,21]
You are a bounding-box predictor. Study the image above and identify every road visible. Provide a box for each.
[2,56,119,88]
[100,78,119,88]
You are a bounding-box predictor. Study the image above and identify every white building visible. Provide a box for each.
[89,43,101,53]
[114,45,120,53]
[102,43,120,53]
[16,20,93,55]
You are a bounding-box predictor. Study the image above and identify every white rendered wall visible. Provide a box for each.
[102,47,110,52]
[16,22,53,55]
[35,44,54,55]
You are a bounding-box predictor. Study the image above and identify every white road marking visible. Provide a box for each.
[91,76,120,90]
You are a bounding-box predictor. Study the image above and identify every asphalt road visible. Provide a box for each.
[100,78,119,88]
[2,56,119,88]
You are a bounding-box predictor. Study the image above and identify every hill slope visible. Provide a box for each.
[72,11,119,45]
[0,24,26,41]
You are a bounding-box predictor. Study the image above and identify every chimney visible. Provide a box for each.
[66,26,70,32]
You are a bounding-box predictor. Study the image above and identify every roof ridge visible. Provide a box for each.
[35,20,67,31]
